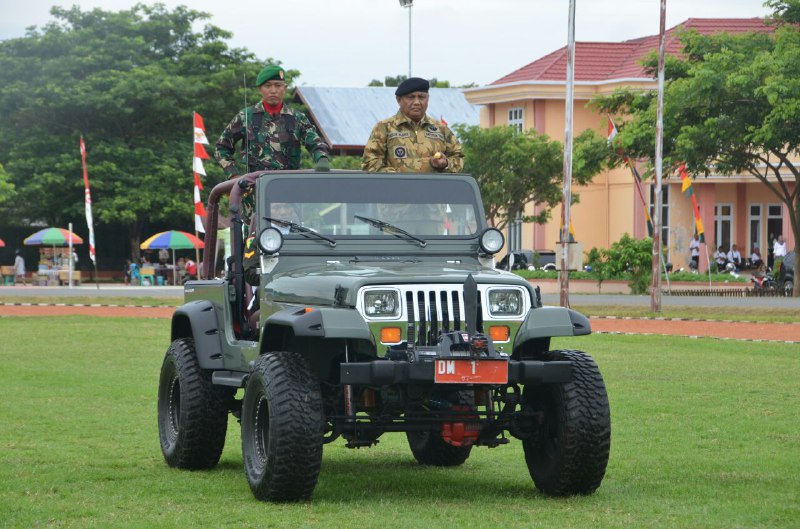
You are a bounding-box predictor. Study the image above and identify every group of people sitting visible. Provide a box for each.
[713,244,763,272]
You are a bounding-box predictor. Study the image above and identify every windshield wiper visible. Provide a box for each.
[263,217,336,247]
[354,215,427,247]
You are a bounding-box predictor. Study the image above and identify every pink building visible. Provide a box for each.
[464,18,795,270]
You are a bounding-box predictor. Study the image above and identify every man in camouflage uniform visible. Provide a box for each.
[362,77,463,173]
[215,64,330,176]
[215,64,330,235]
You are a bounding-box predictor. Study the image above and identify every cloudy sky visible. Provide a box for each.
[0,0,771,87]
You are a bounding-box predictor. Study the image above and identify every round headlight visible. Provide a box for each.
[258,227,283,254]
[479,228,505,255]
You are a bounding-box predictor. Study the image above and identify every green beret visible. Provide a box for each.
[256,65,286,86]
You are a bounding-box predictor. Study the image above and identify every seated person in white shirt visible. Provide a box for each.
[714,245,728,270]
[750,247,763,269]
[727,244,743,270]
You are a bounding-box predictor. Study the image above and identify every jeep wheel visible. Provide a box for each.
[157,338,232,469]
[522,349,611,496]
[406,390,474,466]
[241,352,324,502]
[783,279,793,297]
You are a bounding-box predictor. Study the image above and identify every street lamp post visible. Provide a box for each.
[399,0,413,78]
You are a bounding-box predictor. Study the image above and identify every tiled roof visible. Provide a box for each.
[492,18,772,84]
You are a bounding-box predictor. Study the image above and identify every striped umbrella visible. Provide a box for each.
[140,231,204,285]
[24,227,84,246]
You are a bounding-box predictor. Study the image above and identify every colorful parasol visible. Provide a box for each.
[140,230,204,250]
[24,227,84,246]
[140,231,204,285]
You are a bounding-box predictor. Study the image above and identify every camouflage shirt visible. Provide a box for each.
[214,101,329,177]
[362,111,464,173]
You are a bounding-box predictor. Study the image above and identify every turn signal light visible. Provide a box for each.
[380,327,402,343]
[488,325,510,342]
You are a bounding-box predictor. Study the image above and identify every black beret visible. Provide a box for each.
[395,77,430,96]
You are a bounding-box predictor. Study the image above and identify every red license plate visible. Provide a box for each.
[434,358,508,384]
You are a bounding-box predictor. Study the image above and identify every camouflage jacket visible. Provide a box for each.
[362,111,463,173]
[215,101,330,177]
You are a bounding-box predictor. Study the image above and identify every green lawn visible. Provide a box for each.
[0,317,798,528]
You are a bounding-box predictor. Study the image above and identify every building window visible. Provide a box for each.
[714,204,733,251]
[767,204,783,244]
[748,204,761,255]
[649,184,670,249]
[508,107,524,132]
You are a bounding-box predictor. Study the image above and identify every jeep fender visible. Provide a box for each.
[513,306,591,350]
[171,300,224,370]
[263,306,373,343]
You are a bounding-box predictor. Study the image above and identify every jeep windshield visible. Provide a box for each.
[262,175,480,239]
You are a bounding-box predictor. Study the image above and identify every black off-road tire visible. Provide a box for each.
[783,279,794,297]
[157,338,233,469]
[406,390,474,467]
[522,349,611,496]
[241,352,324,502]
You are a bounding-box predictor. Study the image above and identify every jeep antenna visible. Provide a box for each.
[243,72,249,171]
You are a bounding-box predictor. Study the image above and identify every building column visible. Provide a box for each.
[533,100,545,133]
[736,183,747,253]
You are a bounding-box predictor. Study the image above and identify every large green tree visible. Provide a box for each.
[593,5,800,296]
[454,125,609,230]
[0,4,284,258]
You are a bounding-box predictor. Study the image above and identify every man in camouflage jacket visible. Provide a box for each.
[362,77,463,173]
[215,64,330,177]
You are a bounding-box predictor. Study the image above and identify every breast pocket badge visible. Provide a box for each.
[393,146,408,159]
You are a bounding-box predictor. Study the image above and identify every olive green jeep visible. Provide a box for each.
[157,170,610,502]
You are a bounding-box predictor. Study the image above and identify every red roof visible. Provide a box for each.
[492,18,773,85]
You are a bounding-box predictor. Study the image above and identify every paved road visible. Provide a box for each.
[0,285,183,298]
[541,293,800,308]
[2,284,799,308]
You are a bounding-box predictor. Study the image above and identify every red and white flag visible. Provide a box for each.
[193,112,209,145]
[193,112,208,233]
[79,136,96,264]
[607,115,618,143]
[194,172,207,233]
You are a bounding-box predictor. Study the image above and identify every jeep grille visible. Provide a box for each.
[403,287,481,346]
[357,284,529,347]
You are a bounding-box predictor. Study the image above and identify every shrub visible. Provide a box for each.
[586,234,653,294]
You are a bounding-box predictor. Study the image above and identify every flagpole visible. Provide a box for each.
[193,112,201,271]
[705,245,713,289]
[651,0,667,312]
[559,0,576,308]
[80,136,100,289]
[68,222,74,288]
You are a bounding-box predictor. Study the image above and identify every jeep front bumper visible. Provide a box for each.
[340,359,572,385]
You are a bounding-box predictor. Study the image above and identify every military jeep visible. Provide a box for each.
[157,170,611,502]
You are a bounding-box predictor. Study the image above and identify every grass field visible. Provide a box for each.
[1,316,798,528]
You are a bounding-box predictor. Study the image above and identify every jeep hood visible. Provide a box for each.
[263,261,529,306]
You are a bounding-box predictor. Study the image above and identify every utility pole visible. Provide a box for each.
[651,0,667,312]
[399,0,413,78]
[559,0,576,308]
